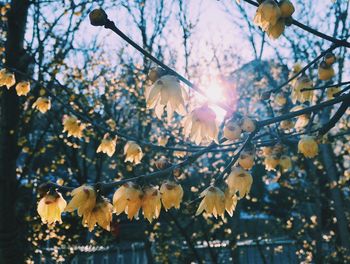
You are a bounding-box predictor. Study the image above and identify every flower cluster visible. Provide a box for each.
[37,182,184,230]
[254,0,295,40]
[223,116,256,141]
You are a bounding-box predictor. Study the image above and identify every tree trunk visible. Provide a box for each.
[0,0,30,263]
[320,143,350,256]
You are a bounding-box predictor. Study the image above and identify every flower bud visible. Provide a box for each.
[324,52,336,66]
[279,0,295,18]
[318,61,334,81]
[89,9,108,26]
[224,120,242,140]
[241,117,257,132]
[148,67,167,83]
[298,136,318,158]
[267,19,285,40]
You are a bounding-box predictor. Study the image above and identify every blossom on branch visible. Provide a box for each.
[124,141,143,164]
[97,133,117,157]
[226,167,253,199]
[142,186,162,223]
[160,181,183,211]
[37,191,67,225]
[62,115,86,138]
[32,97,51,113]
[183,105,218,145]
[146,75,187,121]
[65,185,96,216]
[196,186,225,219]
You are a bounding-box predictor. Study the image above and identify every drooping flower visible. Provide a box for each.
[280,119,294,130]
[226,167,253,199]
[97,133,117,157]
[65,185,96,216]
[142,186,162,223]
[238,150,255,170]
[267,18,285,40]
[15,81,30,96]
[279,155,292,172]
[279,0,295,18]
[146,75,187,121]
[62,115,85,138]
[224,189,238,217]
[292,76,313,103]
[318,61,335,81]
[113,182,143,220]
[160,181,184,211]
[224,119,242,141]
[0,69,15,89]
[254,0,281,31]
[32,97,51,113]
[196,186,225,218]
[82,197,113,231]
[37,191,67,224]
[298,136,319,158]
[241,117,256,132]
[291,105,310,130]
[124,141,143,164]
[264,155,280,171]
[183,105,218,145]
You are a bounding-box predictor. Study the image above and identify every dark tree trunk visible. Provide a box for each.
[0,0,30,263]
[320,144,350,256]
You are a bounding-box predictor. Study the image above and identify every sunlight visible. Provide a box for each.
[203,79,227,121]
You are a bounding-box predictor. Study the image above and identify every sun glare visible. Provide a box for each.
[203,80,227,121]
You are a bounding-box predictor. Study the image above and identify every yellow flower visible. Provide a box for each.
[238,150,255,170]
[279,0,295,18]
[82,197,113,231]
[327,87,340,99]
[97,133,117,157]
[261,146,273,156]
[32,97,51,113]
[37,191,67,224]
[226,167,253,198]
[15,81,30,96]
[280,120,294,130]
[279,155,292,172]
[146,75,187,121]
[196,186,225,218]
[318,62,335,81]
[291,105,310,130]
[142,186,162,223]
[183,105,218,145]
[160,181,184,211]
[298,136,318,158]
[264,155,280,171]
[292,76,313,103]
[224,119,242,140]
[113,182,143,220]
[0,69,15,89]
[62,115,85,138]
[65,185,96,216]
[224,189,238,217]
[124,141,143,164]
[241,117,256,132]
[267,18,285,40]
[254,0,281,31]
